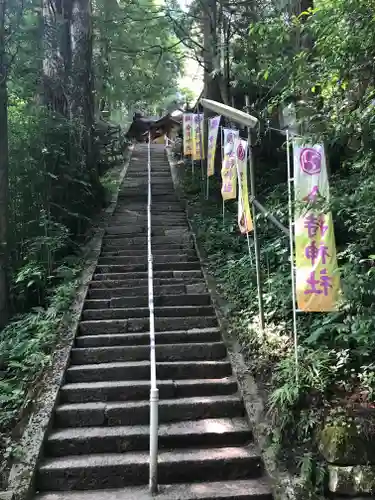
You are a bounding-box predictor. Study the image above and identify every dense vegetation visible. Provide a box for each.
[175,0,375,494]
[2,0,375,495]
[0,0,182,479]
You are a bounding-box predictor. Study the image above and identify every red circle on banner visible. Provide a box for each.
[237,143,245,161]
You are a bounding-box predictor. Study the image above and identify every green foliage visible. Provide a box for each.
[0,263,81,477]
[7,99,103,310]
[181,115,375,494]
[93,0,183,117]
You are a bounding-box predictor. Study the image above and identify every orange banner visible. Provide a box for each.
[221,128,239,200]
[293,143,340,311]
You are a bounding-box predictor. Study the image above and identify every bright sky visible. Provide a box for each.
[176,0,203,100]
[179,58,203,100]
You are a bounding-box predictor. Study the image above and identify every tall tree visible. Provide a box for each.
[0,0,9,328]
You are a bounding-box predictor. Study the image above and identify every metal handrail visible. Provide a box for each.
[147,134,159,494]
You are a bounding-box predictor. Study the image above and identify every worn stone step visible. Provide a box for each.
[60,377,237,403]
[66,359,232,383]
[102,242,194,251]
[92,269,202,281]
[70,341,226,365]
[76,327,220,347]
[88,281,205,294]
[105,227,188,237]
[46,418,251,457]
[95,262,201,274]
[37,445,263,490]
[91,275,204,287]
[84,294,211,310]
[79,316,217,335]
[35,479,272,499]
[82,305,215,321]
[55,395,245,427]
[102,236,191,247]
[88,283,201,299]
[100,248,194,257]
[98,254,198,265]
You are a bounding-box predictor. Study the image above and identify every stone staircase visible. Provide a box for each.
[34,145,272,499]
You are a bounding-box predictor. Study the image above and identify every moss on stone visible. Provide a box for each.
[320,420,375,465]
[328,465,375,495]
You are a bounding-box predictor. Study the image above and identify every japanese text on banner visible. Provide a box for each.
[207,116,221,177]
[192,114,205,160]
[182,114,193,156]
[235,139,253,233]
[221,128,239,200]
[293,143,340,311]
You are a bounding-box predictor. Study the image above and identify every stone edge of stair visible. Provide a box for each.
[166,149,324,500]
[4,153,133,500]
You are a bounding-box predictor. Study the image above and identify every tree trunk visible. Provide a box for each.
[42,0,71,115]
[0,0,9,328]
[71,0,100,197]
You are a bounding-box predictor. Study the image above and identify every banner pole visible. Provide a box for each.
[206,171,209,200]
[245,96,265,332]
[286,129,299,385]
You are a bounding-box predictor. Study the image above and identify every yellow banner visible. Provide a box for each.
[182,113,193,156]
[207,116,221,177]
[221,128,239,200]
[293,143,340,311]
[235,139,253,233]
[192,114,205,160]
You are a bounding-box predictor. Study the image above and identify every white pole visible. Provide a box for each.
[245,97,265,332]
[148,133,159,494]
[286,130,299,385]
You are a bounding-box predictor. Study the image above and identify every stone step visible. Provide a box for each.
[105,227,188,237]
[98,255,198,265]
[55,395,246,427]
[83,294,211,310]
[91,275,204,287]
[35,479,272,499]
[102,242,194,251]
[89,281,205,293]
[60,377,238,403]
[81,305,215,321]
[100,248,193,257]
[79,316,217,335]
[92,269,203,281]
[87,283,206,299]
[37,445,263,490]
[75,327,220,347]
[46,418,252,457]
[102,236,191,247]
[95,262,201,274]
[70,341,226,364]
[66,360,232,383]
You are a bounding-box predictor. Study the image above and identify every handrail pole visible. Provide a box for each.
[148,133,159,495]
